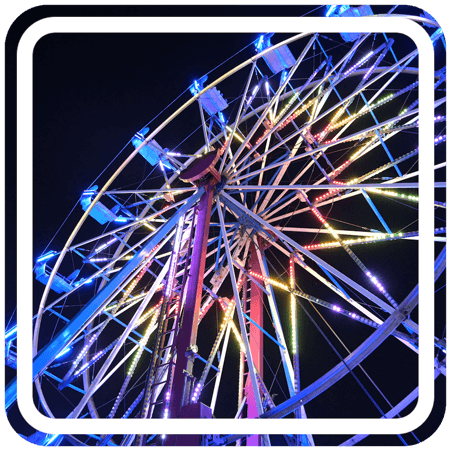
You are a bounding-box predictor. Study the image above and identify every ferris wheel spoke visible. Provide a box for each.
[255,132,305,215]
[228,104,419,187]
[226,38,377,179]
[224,34,318,175]
[228,34,373,176]
[264,242,404,338]
[209,321,232,415]
[227,45,421,184]
[275,233,422,341]
[68,194,195,255]
[219,62,257,173]
[251,65,299,208]
[310,110,439,200]
[261,157,317,221]
[265,166,423,224]
[249,262,417,348]
[221,191,406,317]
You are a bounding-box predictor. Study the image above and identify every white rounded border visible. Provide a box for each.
[15,15,434,436]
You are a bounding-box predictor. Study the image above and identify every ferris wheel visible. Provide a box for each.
[6,6,447,447]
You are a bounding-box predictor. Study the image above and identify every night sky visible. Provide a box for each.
[4,3,447,447]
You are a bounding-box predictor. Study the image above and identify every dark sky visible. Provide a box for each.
[5,3,447,447]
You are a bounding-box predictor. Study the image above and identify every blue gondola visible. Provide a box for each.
[132,127,176,171]
[190,75,228,115]
[80,186,118,225]
[35,252,80,294]
[327,5,374,42]
[254,33,296,74]
[35,262,77,294]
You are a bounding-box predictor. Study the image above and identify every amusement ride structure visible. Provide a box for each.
[5,4,447,447]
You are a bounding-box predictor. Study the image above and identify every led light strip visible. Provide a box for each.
[191,301,235,403]
[226,126,252,149]
[107,305,161,419]
[249,270,381,328]
[313,141,430,204]
[274,58,329,125]
[217,276,247,352]
[313,91,432,192]
[303,229,446,250]
[308,206,398,308]
[289,257,297,355]
[72,338,119,379]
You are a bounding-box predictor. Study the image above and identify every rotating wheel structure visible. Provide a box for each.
[11,9,446,448]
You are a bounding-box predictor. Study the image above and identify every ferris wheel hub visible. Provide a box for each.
[179,150,221,186]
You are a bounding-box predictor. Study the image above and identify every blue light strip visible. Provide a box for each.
[215,228,223,272]
[318,263,352,300]
[43,371,85,394]
[55,346,71,359]
[242,310,286,350]
[361,190,392,234]
[325,5,337,17]
[195,353,220,372]
[36,251,56,263]
[5,325,17,339]
[360,92,402,178]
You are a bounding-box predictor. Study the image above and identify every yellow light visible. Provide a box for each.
[226,126,245,143]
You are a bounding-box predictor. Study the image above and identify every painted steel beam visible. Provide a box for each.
[169,187,214,421]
